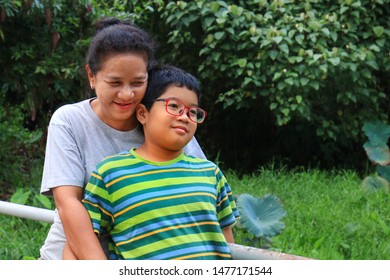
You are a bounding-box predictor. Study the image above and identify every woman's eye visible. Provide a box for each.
[132,82,144,87]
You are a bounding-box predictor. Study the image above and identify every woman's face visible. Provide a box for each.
[88,53,148,131]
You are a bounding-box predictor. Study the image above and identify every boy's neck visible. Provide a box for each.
[135,144,183,162]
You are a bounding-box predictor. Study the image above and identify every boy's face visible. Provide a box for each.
[137,86,199,153]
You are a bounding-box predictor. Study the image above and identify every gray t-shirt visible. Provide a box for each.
[39,98,205,260]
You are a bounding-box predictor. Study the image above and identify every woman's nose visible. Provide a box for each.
[119,85,135,99]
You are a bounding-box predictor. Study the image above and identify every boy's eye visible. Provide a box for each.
[189,108,198,116]
[168,103,180,110]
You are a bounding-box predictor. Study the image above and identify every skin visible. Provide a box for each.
[136,86,199,162]
[136,86,235,243]
[88,53,148,131]
[57,52,148,260]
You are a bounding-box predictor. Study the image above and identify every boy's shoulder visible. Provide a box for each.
[96,150,135,170]
[182,153,217,167]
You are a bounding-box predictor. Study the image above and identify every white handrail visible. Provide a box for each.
[228,243,310,260]
[0,200,54,224]
[0,200,311,260]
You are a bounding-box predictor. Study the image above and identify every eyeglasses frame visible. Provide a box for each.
[154,98,207,124]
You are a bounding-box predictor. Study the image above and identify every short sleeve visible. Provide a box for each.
[40,110,85,195]
[82,170,112,236]
[215,167,240,229]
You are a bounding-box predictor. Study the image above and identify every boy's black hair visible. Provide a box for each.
[142,64,202,111]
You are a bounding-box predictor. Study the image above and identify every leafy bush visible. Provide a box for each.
[1,0,389,172]
[0,104,43,197]
[151,0,390,170]
[0,0,95,129]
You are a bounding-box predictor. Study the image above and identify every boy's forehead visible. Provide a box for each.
[160,86,199,102]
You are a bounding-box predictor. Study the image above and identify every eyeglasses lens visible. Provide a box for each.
[166,99,205,123]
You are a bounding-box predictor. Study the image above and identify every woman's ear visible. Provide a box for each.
[136,104,148,125]
[85,64,95,89]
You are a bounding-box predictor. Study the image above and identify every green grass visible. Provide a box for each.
[0,217,50,260]
[0,167,389,260]
[227,166,390,260]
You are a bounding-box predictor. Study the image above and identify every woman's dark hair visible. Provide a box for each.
[142,64,202,111]
[86,17,156,74]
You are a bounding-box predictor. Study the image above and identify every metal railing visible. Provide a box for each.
[0,200,311,260]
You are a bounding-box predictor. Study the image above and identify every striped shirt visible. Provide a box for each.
[82,149,240,260]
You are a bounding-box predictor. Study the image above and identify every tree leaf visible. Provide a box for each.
[214,31,225,40]
[237,58,247,68]
[300,78,310,86]
[373,26,384,37]
[328,57,340,66]
[279,43,289,54]
[272,36,283,44]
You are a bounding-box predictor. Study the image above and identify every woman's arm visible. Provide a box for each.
[53,186,107,260]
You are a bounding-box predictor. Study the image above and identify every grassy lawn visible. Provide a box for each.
[227,167,389,260]
[0,167,389,260]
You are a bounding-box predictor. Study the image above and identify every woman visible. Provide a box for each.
[39,17,205,260]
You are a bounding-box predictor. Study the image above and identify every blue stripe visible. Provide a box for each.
[114,213,218,242]
[103,161,214,182]
[83,193,114,214]
[113,186,216,213]
[146,245,231,260]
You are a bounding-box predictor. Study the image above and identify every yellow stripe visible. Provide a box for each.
[114,192,216,218]
[83,199,114,222]
[121,233,225,258]
[217,195,228,207]
[91,172,102,180]
[106,167,215,188]
[174,252,231,260]
[116,221,219,246]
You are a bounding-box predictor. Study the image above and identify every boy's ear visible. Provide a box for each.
[136,104,148,124]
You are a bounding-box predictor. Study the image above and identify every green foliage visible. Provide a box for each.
[156,0,389,128]
[1,0,390,173]
[226,167,390,260]
[0,0,95,128]
[0,104,43,196]
[2,167,388,260]
[362,120,390,192]
[10,188,53,209]
[234,193,286,249]
[149,0,390,170]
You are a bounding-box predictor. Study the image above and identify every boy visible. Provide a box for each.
[81,65,240,259]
